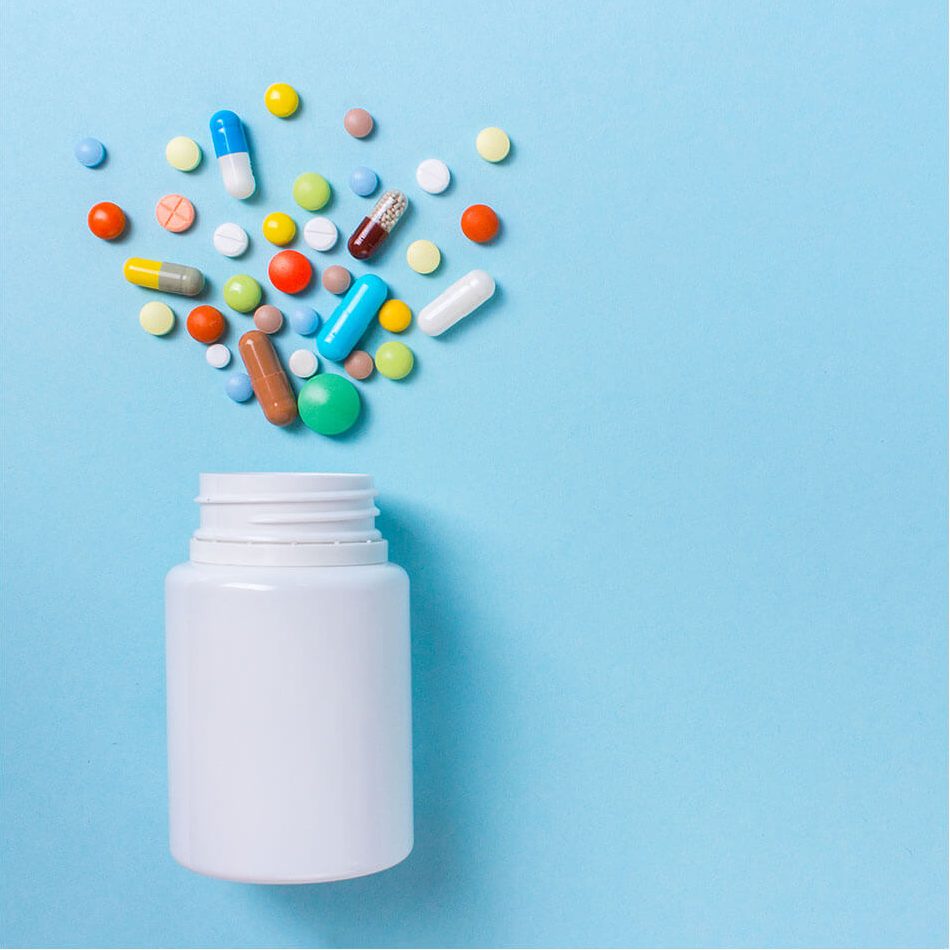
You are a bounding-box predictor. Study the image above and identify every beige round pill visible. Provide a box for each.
[165,136,202,171]
[344,349,374,380]
[139,301,175,335]
[322,265,352,295]
[406,239,441,274]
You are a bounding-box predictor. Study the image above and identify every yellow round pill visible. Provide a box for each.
[406,240,441,275]
[262,212,296,246]
[378,299,412,333]
[264,82,299,118]
[476,126,511,163]
[139,301,174,336]
[165,136,202,171]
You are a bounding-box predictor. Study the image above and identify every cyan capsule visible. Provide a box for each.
[210,110,255,199]
[317,275,388,362]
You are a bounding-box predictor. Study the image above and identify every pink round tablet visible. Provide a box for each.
[344,350,374,380]
[253,304,283,334]
[322,265,352,295]
[155,193,195,233]
[343,108,374,139]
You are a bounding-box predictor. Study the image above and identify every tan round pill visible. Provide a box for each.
[322,265,352,295]
[344,349,374,380]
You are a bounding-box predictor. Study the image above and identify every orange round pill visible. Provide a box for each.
[460,204,499,244]
[268,249,313,295]
[156,193,196,233]
[186,305,226,344]
[87,201,126,240]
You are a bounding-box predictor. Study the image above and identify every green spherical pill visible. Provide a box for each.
[375,341,414,380]
[223,274,262,313]
[292,172,331,212]
[298,373,361,435]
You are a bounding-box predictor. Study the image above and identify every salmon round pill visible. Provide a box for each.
[268,250,312,294]
[378,299,411,333]
[289,348,319,378]
[476,127,511,162]
[262,211,296,246]
[415,158,450,194]
[343,108,374,138]
[156,194,195,233]
[139,301,174,335]
[213,222,249,258]
[88,201,125,240]
[303,216,338,251]
[206,343,231,369]
[461,203,500,243]
[226,372,254,402]
[322,265,351,295]
[265,82,299,118]
[223,274,262,312]
[254,304,283,334]
[344,349,374,380]
[165,136,202,171]
[406,239,441,274]
[293,173,331,212]
[375,341,414,380]
[298,374,361,435]
[75,137,106,168]
[187,305,226,344]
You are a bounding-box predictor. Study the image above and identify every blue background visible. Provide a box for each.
[1,1,946,946]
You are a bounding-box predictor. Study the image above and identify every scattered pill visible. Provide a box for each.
[156,193,196,233]
[213,222,249,258]
[75,137,106,168]
[165,136,202,171]
[239,330,298,426]
[344,349,374,380]
[264,82,299,118]
[288,305,321,336]
[298,374,361,435]
[378,299,412,333]
[262,211,296,246]
[476,126,510,162]
[289,348,319,378]
[347,190,407,260]
[349,166,378,196]
[322,265,352,295]
[87,201,126,240]
[460,203,499,243]
[375,341,414,380]
[222,274,262,312]
[206,343,231,369]
[254,304,283,334]
[303,215,338,251]
[268,250,312,294]
[343,108,374,139]
[317,274,388,362]
[124,258,204,296]
[187,305,226,344]
[226,372,254,402]
[406,239,441,274]
[210,109,256,199]
[415,158,450,194]
[293,173,331,212]
[139,301,175,336]
[418,269,495,336]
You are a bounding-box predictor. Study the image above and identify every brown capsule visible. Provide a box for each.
[239,330,298,427]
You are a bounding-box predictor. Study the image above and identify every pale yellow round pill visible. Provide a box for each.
[165,136,202,172]
[476,126,511,162]
[406,239,441,274]
[139,301,175,336]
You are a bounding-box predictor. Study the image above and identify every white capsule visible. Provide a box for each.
[218,152,255,199]
[418,270,496,337]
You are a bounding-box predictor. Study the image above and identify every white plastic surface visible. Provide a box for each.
[217,152,255,200]
[418,269,495,336]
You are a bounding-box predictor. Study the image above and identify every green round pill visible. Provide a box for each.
[375,341,414,380]
[297,373,361,435]
[292,172,331,212]
[223,274,262,313]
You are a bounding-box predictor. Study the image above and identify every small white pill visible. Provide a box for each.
[213,222,249,258]
[303,216,338,252]
[206,343,231,369]
[416,158,451,194]
[289,348,319,378]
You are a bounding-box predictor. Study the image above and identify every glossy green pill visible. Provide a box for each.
[292,172,331,212]
[222,274,262,313]
[375,341,414,380]
[297,373,361,435]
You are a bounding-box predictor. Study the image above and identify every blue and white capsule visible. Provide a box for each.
[210,110,256,199]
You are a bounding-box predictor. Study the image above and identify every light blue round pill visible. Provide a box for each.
[349,166,378,197]
[226,372,254,403]
[288,305,321,336]
[75,137,106,168]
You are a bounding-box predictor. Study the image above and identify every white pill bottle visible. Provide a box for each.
[165,472,413,884]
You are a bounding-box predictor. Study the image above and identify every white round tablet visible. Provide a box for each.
[416,158,451,194]
[303,216,338,252]
[206,343,231,369]
[213,222,249,258]
[289,349,319,378]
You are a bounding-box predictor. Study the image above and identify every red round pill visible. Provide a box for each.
[186,305,226,344]
[87,201,126,240]
[268,250,313,295]
[460,204,499,244]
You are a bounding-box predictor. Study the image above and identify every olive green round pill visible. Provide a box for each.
[223,274,262,313]
[292,173,331,212]
[375,341,414,380]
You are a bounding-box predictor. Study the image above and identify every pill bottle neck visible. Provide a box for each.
[189,473,388,567]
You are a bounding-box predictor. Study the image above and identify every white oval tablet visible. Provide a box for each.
[289,348,319,378]
[416,158,451,194]
[206,343,231,369]
[213,222,249,258]
[303,216,338,252]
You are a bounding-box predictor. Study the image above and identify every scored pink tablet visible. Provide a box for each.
[155,193,196,233]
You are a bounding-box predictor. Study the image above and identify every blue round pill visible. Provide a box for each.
[349,166,378,197]
[75,137,106,168]
[288,305,321,336]
[225,372,254,403]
